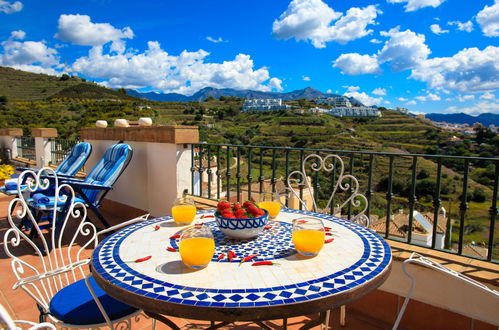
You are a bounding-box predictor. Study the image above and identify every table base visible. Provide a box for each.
[144,311,327,330]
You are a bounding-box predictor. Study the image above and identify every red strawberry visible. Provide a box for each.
[246,205,259,216]
[243,201,254,208]
[235,208,246,218]
[221,210,235,218]
[217,200,231,212]
[239,215,249,219]
[232,202,243,210]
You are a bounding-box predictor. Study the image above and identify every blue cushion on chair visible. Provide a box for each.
[49,276,138,325]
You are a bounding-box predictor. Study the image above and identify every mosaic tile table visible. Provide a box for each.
[92,209,392,329]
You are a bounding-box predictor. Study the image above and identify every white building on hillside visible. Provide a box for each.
[316,96,352,108]
[242,99,291,111]
[395,107,409,114]
[327,106,381,117]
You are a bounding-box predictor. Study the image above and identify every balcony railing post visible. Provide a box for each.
[432,158,443,249]
[366,154,374,219]
[407,156,418,244]
[226,147,231,201]
[385,155,395,238]
[236,147,241,202]
[487,160,498,261]
[458,159,470,255]
[247,148,253,201]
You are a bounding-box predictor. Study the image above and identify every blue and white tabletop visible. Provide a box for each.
[91,208,391,315]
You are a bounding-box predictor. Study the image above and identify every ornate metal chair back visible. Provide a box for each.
[286,153,371,227]
[3,167,98,316]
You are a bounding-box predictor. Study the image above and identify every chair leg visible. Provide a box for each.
[322,310,331,330]
[340,305,346,326]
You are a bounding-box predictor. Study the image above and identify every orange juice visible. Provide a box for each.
[179,237,215,268]
[172,205,196,225]
[292,230,325,256]
[258,201,281,218]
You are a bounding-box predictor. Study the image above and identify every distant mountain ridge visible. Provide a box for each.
[127,86,365,105]
[426,112,499,126]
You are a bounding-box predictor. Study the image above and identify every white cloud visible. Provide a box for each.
[372,87,386,95]
[0,0,22,14]
[415,92,441,101]
[333,53,380,75]
[378,27,431,71]
[370,38,382,44]
[0,31,60,75]
[326,89,333,94]
[55,14,133,49]
[476,1,499,37]
[398,97,409,101]
[383,100,391,104]
[386,0,446,12]
[206,36,226,43]
[457,94,475,102]
[343,88,382,106]
[480,91,495,100]
[302,76,311,81]
[406,100,417,105]
[448,20,473,32]
[410,46,499,93]
[447,101,499,115]
[272,0,381,48]
[70,41,281,95]
[430,24,449,35]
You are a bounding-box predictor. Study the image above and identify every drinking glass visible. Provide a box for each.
[257,192,282,219]
[179,225,215,269]
[172,197,197,225]
[292,217,325,257]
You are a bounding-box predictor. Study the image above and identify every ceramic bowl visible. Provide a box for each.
[138,117,153,126]
[114,119,129,128]
[214,210,269,239]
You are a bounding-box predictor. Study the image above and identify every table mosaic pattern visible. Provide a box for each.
[169,221,295,262]
[92,209,391,308]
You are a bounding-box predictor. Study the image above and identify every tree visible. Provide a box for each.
[60,73,70,81]
[117,88,127,95]
[471,188,486,203]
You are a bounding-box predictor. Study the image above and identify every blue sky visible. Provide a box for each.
[0,0,498,114]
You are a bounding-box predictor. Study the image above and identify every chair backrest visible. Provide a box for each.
[3,168,99,316]
[286,153,370,226]
[55,142,92,177]
[82,143,133,205]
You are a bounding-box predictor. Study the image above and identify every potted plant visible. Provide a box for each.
[0,164,14,186]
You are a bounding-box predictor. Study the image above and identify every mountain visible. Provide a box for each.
[426,112,499,126]
[127,86,365,105]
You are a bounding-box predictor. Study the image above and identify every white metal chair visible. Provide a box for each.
[3,167,150,329]
[0,303,56,330]
[286,153,371,328]
[392,252,499,330]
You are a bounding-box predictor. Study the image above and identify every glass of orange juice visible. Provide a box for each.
[179,225,215,269]
[258,192,282,219]
[292,217,325,257]
[172,197,197,225]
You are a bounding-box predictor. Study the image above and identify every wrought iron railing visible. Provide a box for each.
[190,143,499,263]
[50,138,80,166]
[16,136,35,161]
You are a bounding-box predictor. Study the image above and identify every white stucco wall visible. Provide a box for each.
[84,139,192,217]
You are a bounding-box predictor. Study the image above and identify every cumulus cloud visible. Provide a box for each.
[480,91,495,99]
[415,92,440,101]
[410,46,499,93]
[457,94,475,102]
[430,24,449,35]
[372,87,386,95]
[448,20,473,32]
[302,76,311,81]
[386,0,446,12]
[0,30,60,75]
[70,41,281,95]
[55,14,134,50]
[378,27,430,71]
[406,100,417,105]
[206,36,226,43]
[447,101,499,115]
[0,0,22,14]
[398,97,409,101]
[272,0,381,48]
[370,38,382,44]
[476,1,499,37]
[333,53,380,75]
[343,86,382,106]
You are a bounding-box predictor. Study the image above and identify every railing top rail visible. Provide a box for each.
[192,142,499,162]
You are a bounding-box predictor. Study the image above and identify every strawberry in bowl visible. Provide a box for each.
[215,201,269,239]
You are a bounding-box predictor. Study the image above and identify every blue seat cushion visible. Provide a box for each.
[49,276,138,325]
